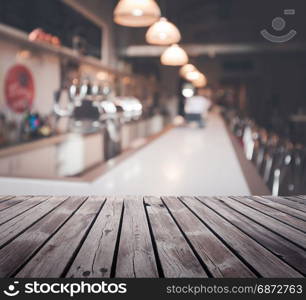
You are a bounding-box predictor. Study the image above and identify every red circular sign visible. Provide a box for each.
[4,64,35,113]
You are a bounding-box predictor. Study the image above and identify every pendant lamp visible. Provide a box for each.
[114,0,161,27]
[146,17,181,45]
[185,70,202,82]
[179,64,197,78]
[193,73,207,88]
[160,44,188,66]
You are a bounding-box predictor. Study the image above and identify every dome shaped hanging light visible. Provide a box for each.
[160,44,188,66]
[192,73,207,88]
[179,64,197,78]
[114,0,161,27]
[146,17,181,45]
[185,70,202,81]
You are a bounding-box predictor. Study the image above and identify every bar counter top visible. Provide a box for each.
[0,111,268,196]
[0,134,69,159]
[0,128,106,159]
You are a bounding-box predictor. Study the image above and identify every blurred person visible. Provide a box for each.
[184,88,212,128]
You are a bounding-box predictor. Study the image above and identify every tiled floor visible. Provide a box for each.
[0,112,250,196]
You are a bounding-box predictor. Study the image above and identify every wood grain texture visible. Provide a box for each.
[0,196,15,203]
[264,196,306,213]
[219,197,306,249]
[0,196,86,277]
[162,196,255,278]
[286,196,306,205]
[0,196,49,225]
[0,195,304,278]
[181,196,302,278]
[0,196,68,248]
[66,196,123,278]
[144,196,208,278]
[16,196,105,278]
[0,196,31,212]
[115,196,158,278]
[232,196,306,232]
[250,196,306,221]
[198,197,306,275]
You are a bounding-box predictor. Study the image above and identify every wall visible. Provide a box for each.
[64,0,118,68]
[195,52,306,123]
[0,39,60,120]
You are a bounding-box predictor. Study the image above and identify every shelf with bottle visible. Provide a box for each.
[0,109,55,150]
[0,23,123,77]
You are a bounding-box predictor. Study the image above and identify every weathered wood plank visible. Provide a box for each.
[144,196,208,278]
[264,196,306,213]
[16,196,105,278]
[286,196,306,205]
[115,196,158,278]
[0,196,86,277]
[162,196,255,278]
[198,197,306,275]
[250,196,306,221]
[232,196,306,232]
[220,197,306,249]
[0,196,15,203]
[180,196,302,278]
[66,197,123,278]
[0,196,32,212]
[0,194,304,279]
[0,196,68,248]
[0,196,49,225]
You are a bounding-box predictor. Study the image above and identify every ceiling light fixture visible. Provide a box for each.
[146,17,181,45]
[160,44,188,66]
[192,73,207,88]
[185,70,202,81]
[182,83,195,98]
[114,0,161,27]
[179,64,197,78]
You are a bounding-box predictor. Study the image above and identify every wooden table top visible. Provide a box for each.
[0,195,305,278]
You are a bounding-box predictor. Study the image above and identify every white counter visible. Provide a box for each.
[0,112,250,196]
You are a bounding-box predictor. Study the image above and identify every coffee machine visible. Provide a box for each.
[53,78,124,159]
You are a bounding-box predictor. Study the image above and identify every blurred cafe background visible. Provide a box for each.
[0,0,306,196]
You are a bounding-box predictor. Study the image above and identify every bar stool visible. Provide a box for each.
[271,141,294,196]
[288,145,306,194]
[253,128,269,171]
[242,120,257,160]
[261,134,280,183]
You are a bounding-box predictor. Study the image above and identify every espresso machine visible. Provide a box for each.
[114,97,143,122]
[53,78,123,159]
